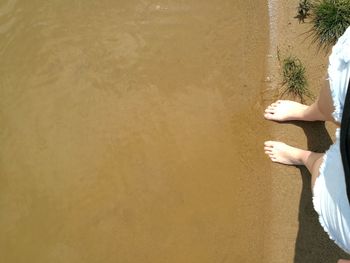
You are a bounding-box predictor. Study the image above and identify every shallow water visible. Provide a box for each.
[0,0,270,262]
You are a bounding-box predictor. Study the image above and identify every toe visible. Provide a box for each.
[268,153,276,161]
[264,106,271,112]
[264,146,273,151]
[264,113,276,120]
[265,103,276,111]
[265,106,275,113]
[264,151,273,158]
[264,140,275,147]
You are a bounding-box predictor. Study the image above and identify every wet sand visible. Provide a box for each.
[0,0,271,262]
[264,0,350,262]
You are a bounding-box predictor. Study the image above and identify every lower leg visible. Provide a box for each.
[304,151,324,189]
[302,78,336,122]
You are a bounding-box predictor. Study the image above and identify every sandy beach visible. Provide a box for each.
[264,0,350,262]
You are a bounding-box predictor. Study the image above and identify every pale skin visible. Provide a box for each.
[264,79,350,263]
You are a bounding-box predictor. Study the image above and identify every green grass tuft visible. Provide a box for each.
[295,0,312,23]
[310,0,350,49]
[280,55,313,101]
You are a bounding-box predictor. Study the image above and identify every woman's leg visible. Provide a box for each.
[264,79,339,125]
[264,141,323,188]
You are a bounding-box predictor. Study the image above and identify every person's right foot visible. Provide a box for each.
[264,100,309,121]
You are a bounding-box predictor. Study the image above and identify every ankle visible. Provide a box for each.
[298,149,312,165]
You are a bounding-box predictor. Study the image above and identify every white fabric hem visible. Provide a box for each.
[313,154,350,254]
[328,45,343,123]
[328,74,343,123]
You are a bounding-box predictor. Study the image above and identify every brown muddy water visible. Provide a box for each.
[0,0,270,262]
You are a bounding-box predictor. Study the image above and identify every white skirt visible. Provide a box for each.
[312,26,350,254]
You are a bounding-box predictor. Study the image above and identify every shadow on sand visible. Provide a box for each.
[292,121,349,263]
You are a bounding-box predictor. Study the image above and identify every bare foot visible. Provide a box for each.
[264,100,309,121]
[264,141,310,165]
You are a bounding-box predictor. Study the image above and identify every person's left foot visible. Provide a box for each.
[264,141,308,165]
